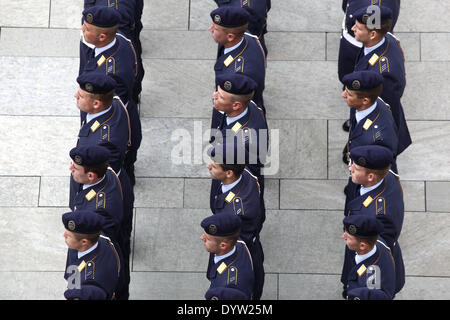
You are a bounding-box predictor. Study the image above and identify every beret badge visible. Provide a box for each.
[74,155,83,165]
[85,83,94,93]
[224,81,232,91]
[357,157,367,166]
[214,14,221,24]
[348,224,357,235]
[352,80,361,90]
[68,220,76,231]
[86,13,94,24]
[208,224,217,235]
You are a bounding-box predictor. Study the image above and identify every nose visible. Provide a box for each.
[341,90,347,98]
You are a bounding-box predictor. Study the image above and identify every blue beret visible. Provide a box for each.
[342,71,384,91]
[69,145,110,167]
[62,210,103,234]
[216,73,257,95]
[343,215,383,238]
[201,213,241,237]
[82,6,121,28]
[210,7,249,28]
[64,285,107,300]
[77,72,117,94]
[350,145,393,170]
[205,287,248,300]
[354,5,393,27]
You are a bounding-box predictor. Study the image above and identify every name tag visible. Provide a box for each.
[85,189,97,201]
[357,264,367,277]
[225,192,235,203]
[90,120,100,132]
[363,119,373,130]
[231,122,242,134]
[363,196,373,207]
[369,53,379,66]
[224,55,234,67]
[217,262,227,274]
[78,260,87,272]
[97,55,106,67]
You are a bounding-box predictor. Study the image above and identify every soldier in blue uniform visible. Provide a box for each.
[81,0,145,105]
[68,145,123,244]
[200,212,255,300]
[342,145,405,297]
[211,0,269,56]
[339,0,400,83]
[207,142,265,300]
[209,73,268,238]
[63,210,122,300]
[209,6,266,125]
[79,6,142,185]
[341,70,399,173]
[342,214,396,300]
[342,5,411,155]
[74,72,134,299]
[205,286,248,300]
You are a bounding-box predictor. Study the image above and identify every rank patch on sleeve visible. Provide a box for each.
[363,196,373,207]
[363,119,373,130]
[90,120,101,132]
[97,55,106,67]
[224,55,234,67]
[217,262,227,274]
[231,122,242,134]
[369,53,379,66]
[78,260,87,272]
[357,264,367,277]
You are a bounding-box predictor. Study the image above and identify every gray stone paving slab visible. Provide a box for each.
[395,1,450,32]
[134,177,184,208]
[400,211,450,277]
[140,30,216,60]
[403,62,450,120]
[260,210,344,273]
[0,57,79,116]
[278,274,342,300]
[264,61,346,120]
[129,272,210,300]
[266,1,342,32]
[0,0,50,28]
[0,207,66,271]
[0,116,79,177]
[396,121,450,181]
[188,0,223,31]
[39,176,70,207]
[133,208,210,272]
[280,179,346,210]
[396,276,450,300]
[49,1,83,28]
[142,0,189,31]
[421,33,450,61]
[0,28,79,57]
[0,177,40,207]
[135,117,211,178]
[267,119,328,179]
[0,272,65,300]
[140,59,215,119]
[265,32,326,61]
[425,181,450,212]
[401,181,426,212]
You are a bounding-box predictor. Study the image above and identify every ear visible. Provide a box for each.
[226,32,236,43]
[369,30,378,41]
[91,98,103,111]
[87,171,98,183]
[225,169,236,179]
[232,100,243,112]
[367,172,376,183]
[98,32,108,42]
[362,96,371,106]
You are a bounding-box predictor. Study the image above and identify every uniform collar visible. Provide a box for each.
[78,241,99,259]
[224,38,244,55]
[86,106,112,124]
[95,38,117,57]
[226,107,248,125]
[355,101,377,123]
[355,245,377,265]
[360,178,384,196]
[221,175,242,194]
[82,175,106,190]
[364,37,385,56]
[214,246,236,264]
